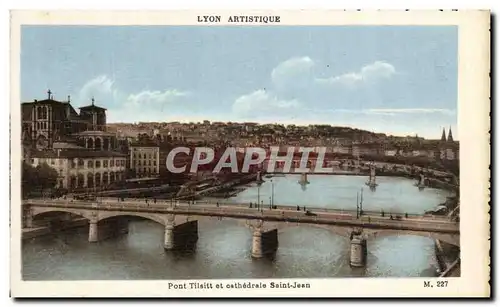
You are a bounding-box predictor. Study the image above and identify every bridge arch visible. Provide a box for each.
[363,229,460,247]
[95,211,168,226]
[31,206,93,221]
[233,219,354,238]
[274,222,353,238]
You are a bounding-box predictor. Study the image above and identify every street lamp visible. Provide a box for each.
[271,179,275,208]
[356,192,359,219]
[257,182,261,210]
[360,187,364,216]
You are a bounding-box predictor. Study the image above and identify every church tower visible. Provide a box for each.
[79,97,107,131]
[447,127,454,142]
[441,127,447,142]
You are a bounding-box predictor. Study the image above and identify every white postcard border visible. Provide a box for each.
[9,10,491,297]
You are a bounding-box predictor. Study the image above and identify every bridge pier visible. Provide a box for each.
[164,223,174,250]
[88,221,98,243]
[252,228,279,259]
[24,207,33,228]
[252,229,263,258]
[164,219,199,251]
[350,234,367,267]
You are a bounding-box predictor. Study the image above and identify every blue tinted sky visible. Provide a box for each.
[21,26,457,139]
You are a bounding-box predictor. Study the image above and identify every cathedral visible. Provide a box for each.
[21,90,128,190]
[439,127,459,161]
[440,126,454,143]
[22,90,113,151]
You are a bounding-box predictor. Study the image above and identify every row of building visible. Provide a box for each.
[21,91,459,190]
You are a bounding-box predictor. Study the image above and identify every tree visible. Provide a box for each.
[22,161,36,195]
[22,162,58,196]
[35,163,59,190]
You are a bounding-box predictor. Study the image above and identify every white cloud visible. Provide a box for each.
[126,90,189,107]
[365,108,455,116]
[232,90,300,115]
[76,75,189,122]
[271,57,315,89]
[78,75,119,103]
[316,61,396,87]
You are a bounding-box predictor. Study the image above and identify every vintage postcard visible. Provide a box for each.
[10,10,490,298]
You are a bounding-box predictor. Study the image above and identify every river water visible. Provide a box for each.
[22,175,452,280]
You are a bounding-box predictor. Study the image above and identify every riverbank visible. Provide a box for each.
[434,239,460,276]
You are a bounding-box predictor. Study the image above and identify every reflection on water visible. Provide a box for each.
[23,219,439,280]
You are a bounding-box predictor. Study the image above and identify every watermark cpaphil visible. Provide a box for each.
[165,146,335,174]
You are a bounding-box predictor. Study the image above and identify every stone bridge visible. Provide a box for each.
[23,199,460,266]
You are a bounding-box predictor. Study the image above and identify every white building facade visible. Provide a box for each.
[29,152,127,190]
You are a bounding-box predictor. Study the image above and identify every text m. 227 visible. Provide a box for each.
[424,281,448,288]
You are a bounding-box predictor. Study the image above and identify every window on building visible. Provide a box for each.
[153,160,156,166]
[138,160,141,166]
[88,161,93,168]
[103,160,108,168]
[149,161,151,166]
[96,160,101,168]
[51,159,55,165]
[110,160,114,167]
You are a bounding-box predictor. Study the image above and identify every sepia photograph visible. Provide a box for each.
[10,10,490,297]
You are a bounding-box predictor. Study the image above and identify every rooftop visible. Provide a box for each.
[32,150,127,159]
[79,97,107,111]
[73,130,116,137]
[52,142,86,150]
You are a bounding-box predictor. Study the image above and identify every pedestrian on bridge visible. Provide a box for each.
[405,213,408,218]
[154,198,157,204]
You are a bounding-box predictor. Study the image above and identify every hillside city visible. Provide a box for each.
[21,91,459,196]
